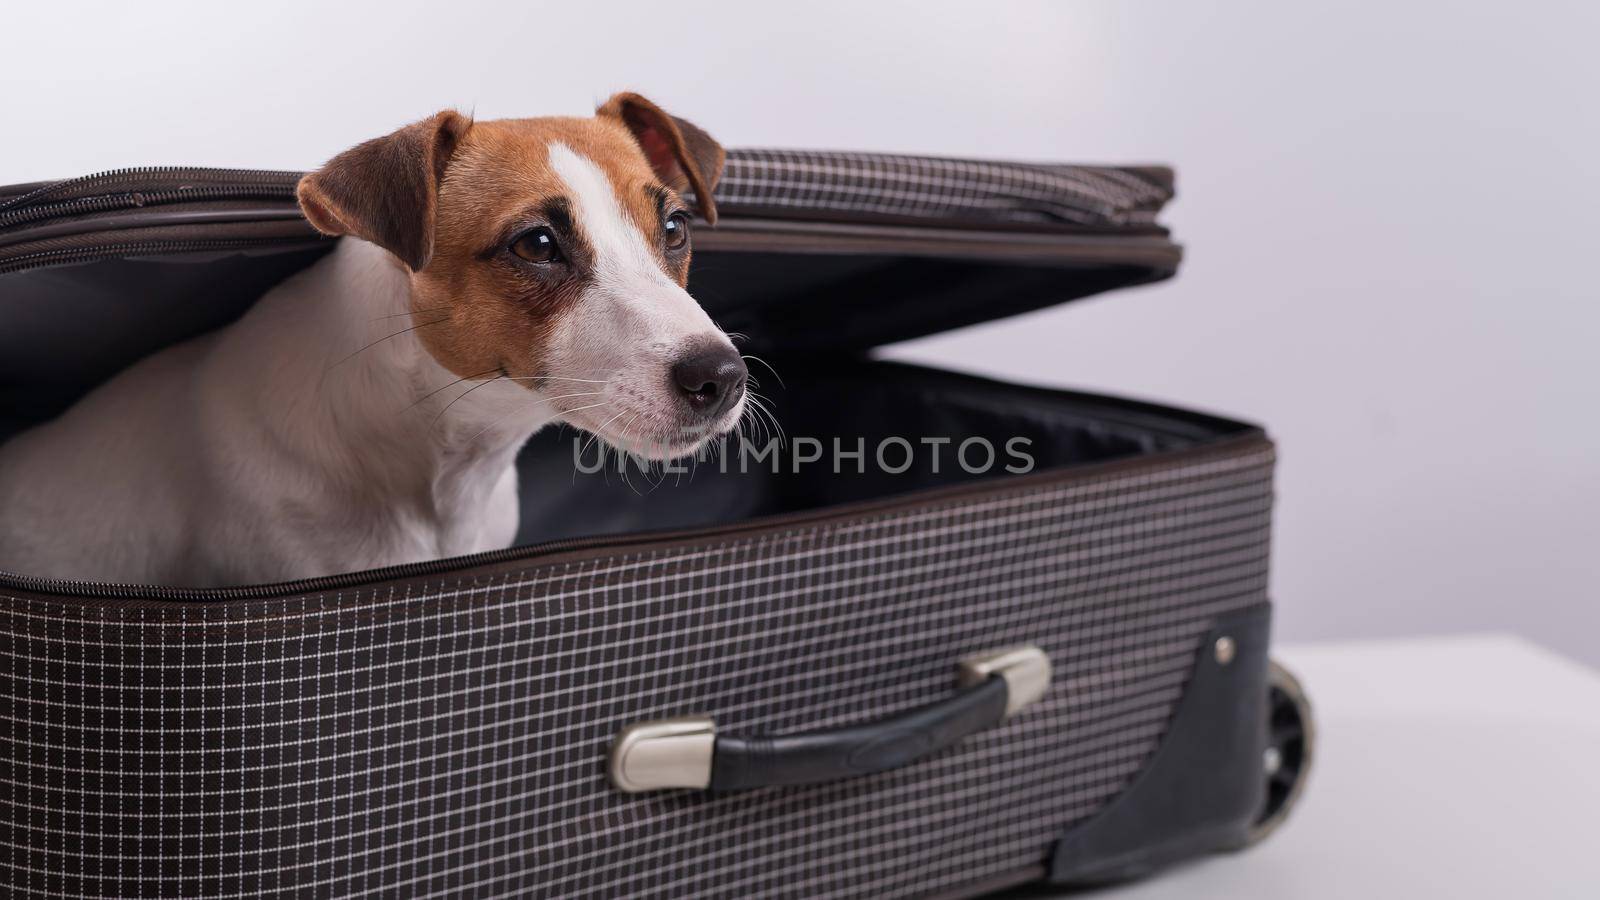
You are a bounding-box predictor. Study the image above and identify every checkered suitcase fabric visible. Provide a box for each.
[714,149,1172,228]
[0,439,1272,899]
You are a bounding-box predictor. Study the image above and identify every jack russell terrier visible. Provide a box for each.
[0,93,748,587]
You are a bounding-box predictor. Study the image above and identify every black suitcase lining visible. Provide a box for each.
[512,358,1253,546]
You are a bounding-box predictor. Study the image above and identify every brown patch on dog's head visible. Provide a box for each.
[596,91,726,224]
[297,96,744,459]
[297,110,472,271]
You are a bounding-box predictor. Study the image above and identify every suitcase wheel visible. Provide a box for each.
[1245,658,1313,845]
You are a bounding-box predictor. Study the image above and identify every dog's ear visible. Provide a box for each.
[297,110,471,271]
[597,92,725,225]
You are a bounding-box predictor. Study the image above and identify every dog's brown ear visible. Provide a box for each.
[598,92,725,224]
[297,110,471,271]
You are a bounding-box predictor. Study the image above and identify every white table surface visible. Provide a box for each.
[1018,634,1600,899]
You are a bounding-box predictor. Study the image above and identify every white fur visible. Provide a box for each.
[542,142,745,457]
[0,239,548,586]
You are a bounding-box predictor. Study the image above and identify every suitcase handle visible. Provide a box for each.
[608,644,1050,793]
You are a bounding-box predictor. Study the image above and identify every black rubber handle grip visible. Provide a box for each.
[709,673,1010,791]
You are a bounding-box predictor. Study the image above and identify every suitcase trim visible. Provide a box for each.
[1048,603,1272,884]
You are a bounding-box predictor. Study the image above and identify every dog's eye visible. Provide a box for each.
[663,212,691,251]
[510,228,562,264]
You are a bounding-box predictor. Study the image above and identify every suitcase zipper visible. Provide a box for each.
[0,167,309,274]
[0,236,321,277]
[0,184,299,231]
[0,166,299,218]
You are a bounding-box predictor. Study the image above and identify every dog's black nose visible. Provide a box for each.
[671,343,747,418]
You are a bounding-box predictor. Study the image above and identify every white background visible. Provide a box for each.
[4,1,1596,662]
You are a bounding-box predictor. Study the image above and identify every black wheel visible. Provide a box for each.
[1245,659,1313,845]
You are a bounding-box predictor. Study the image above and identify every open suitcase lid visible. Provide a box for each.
[0,149,1179,353]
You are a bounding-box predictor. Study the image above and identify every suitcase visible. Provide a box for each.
[0,149,1313,898]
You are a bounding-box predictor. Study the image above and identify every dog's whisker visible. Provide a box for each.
[757,402,785,449]
[538,391,608,401]
[413,374,603,420]
[620,412,651,494]
[567,403,619,484]
[429,375,510,428]
[744,390,784,449]
[431,382,600,431]
[579,407,633,461]
[501,375,612,384]
[401,368,502,415]
[765,407,787,449]
[741,354,786,390]
[552,401,609,416]
[461,393,609,445]
[617,412,643,463]
[757,400,776,447]
[740,398,767,448]
[735,399,761,447]
[454,389,604,420]
[327,318,449,372]
[761,405,780,447]
[461,402,534,445]
[368,306,452,322]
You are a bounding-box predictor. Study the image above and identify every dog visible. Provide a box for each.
[0,93,748,587]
